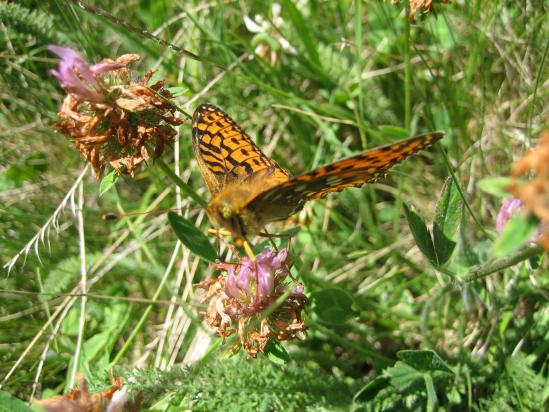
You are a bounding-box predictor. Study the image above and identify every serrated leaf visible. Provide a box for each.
[477,177,514,198]
[265,341,290,365]
[311,287,354,325]
[99,169,118,196]
[403,203,437,265]
[0,390,33,412]
[397,349,454,374]
[168,212,216,262]
[493,214,538,257]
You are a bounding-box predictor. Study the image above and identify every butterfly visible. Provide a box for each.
[192,103,443,243]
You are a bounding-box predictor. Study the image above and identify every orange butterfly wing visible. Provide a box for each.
[192,104,290,196]
[248,132,444,221]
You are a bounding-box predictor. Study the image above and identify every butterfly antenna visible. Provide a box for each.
[257,232,293,239]
[102,207,186,220]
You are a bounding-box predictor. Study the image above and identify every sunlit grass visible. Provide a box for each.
[0,1,547,410]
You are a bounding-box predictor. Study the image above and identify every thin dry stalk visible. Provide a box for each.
[3,166,89,273]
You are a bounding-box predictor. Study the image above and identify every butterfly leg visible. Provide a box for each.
[260,227,279,252]
[207,228,232,237]
[207,228,227,260]
[207,228,256,264]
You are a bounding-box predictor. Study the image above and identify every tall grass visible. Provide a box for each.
[0,1,547,410]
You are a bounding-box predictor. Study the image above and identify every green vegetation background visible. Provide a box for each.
[0,1,547,411]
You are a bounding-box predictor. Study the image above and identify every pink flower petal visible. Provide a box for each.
[496,198,523,233]
[48,45,104,101]
[91,61,125,74]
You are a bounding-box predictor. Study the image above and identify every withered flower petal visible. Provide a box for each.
[389,0,452,21]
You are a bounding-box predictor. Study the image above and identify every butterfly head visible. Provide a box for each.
[207,198,247,239]
[206,179,271,239]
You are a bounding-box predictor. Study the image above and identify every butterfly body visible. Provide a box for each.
[206,169,299,237]
[192,104,443,240]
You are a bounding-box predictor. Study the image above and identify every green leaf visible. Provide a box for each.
[477,177,513,198]
[389,361,423,390]
[166,86,188,97]
[456,208,481,267]
[379,125,410,139]
[264,341,290,365]
[4,152,48,184]
[311,287,354,325]
[281,0,321,68]
[434,177,462,241]
[493,214,539,257]
[403,203,437,265]
[499,310,514,336]
[397,349,454,374]
[353,376,390,402]
[0,390,33,412]
[432,224,455,265]
[433,177,462,264]
[168,212,216,262]
[99,169,118,196]
[431,14,455,50]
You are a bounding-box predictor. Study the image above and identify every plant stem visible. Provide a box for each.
[156,158,207,208]
[527,38,548,137]
[70,180,87,388]
[354,0,366,148]
[423,373,437,412]
[404,0,412,130]
[462,245,542,283]
[434,246,543,297]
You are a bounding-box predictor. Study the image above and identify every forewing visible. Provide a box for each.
[192,104,290,195]
[249,132,444,219]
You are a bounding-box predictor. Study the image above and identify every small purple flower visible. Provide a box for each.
[225,248,289,304]
[496,198,523,233]
[48,45,107,101]
[496,197,542,245]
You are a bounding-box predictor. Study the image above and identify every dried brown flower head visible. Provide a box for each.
[508,130,549,249]
[33,377,131,412]
[49,46,182,178]
[390,0,451,21]
[198,249,308,358]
